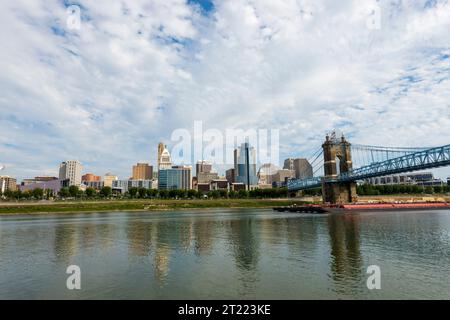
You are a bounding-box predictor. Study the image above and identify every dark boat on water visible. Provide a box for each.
[273,202,450,214]
[273,205,328,214]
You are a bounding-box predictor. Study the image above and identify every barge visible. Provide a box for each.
[273,205,328,214]
[327,202,450,213]
[273,202,450,214]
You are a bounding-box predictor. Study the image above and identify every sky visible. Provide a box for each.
[0,0,450,181]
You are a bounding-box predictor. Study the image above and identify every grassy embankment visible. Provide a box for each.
[0,198,313,215]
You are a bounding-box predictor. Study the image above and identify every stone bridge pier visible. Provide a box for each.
[322,134,358,204]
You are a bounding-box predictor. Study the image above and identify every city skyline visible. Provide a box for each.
[1,1,450,181]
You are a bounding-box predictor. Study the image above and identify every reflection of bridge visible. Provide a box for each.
[287,132,450,204]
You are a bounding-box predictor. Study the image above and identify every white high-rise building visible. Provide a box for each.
[158,146,172,170]
[59,160,83,186]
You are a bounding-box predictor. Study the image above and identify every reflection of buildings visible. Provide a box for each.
[327,214,363,296]
[193,220,214,256]
[126,221,153,257]
[154,246,171,283]
[229,219,260,271]
[228,218,260,294]
[54,223,78,263]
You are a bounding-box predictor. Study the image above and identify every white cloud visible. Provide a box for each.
[0,0,449,180]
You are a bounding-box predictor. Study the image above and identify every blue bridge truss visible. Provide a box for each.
[288,144,450,192]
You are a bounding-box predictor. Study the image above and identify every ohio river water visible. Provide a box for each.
[0,209,449,299]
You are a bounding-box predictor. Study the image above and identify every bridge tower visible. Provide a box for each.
[322,133,358,204]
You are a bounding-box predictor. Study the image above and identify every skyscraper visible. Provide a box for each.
[103,173,118,188]
[132,163,153,180]
[196,160,212,175]
[157,142,165,169]
[158,166,192,190]
[59,160,82,186]
[158,146,172,170]
[0,176,17,193]
[234,142,258,190]
[195,160,218,184]
[283,158,313,179]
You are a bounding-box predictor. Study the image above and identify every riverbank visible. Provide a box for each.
[298,194,450,203]
[1,194,449,215]
[0,199,311,215]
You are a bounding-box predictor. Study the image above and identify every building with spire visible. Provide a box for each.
[158,146,172,170]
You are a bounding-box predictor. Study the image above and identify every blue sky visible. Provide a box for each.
[0,0,450,181]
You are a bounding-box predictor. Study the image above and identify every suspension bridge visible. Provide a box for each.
[287,132,450,204]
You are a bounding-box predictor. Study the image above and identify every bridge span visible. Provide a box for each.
[287,134,450,204]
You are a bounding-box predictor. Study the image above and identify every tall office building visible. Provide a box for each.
[196,160,218,183]
[0,176,17,193]
[283,158,313,179]
[158,166,192,190]
[132,163,153,180]
[158,146,172,170]
[226,168,235,184]
[59,160,82,186]
[157,142,165,169]
[273,169,295,183]
[103,173,118,188]
[196,160,212,175]
[234,142,258,190]
[257,163,279,185]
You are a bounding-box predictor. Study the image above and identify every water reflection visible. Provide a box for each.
[1,209,449,299]
[54,223,78,263]
[327,214,363,296]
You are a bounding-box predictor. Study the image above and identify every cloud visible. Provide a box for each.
[0,0,449,180]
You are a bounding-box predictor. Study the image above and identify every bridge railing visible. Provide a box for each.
[287,176,323,190]
[339,144,450,182]
[287,144,450,191]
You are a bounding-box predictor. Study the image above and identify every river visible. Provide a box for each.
[0,209,449,299]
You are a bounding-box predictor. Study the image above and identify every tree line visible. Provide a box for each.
[357,184,450,196]
[1,186,289,201]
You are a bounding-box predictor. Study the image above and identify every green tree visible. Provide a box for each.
[128,187,138,198]
[159,189,169,199]
[187,189,197,199]
[32,188,44,200]
[238,189,249,199]
[21,190,32,200]
[424,186,434,194]
[219,190,228,198]
[138,187,147,198]
[85,187,96,198]
[228,190,238,198]
[148,189,158,198]
[68,185,79,198]
[59,187,70,198]
[168,189,179,199]
[208,190,220,199]
[100,186,112,198]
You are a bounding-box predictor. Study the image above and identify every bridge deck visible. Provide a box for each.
[288,144,450,191]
